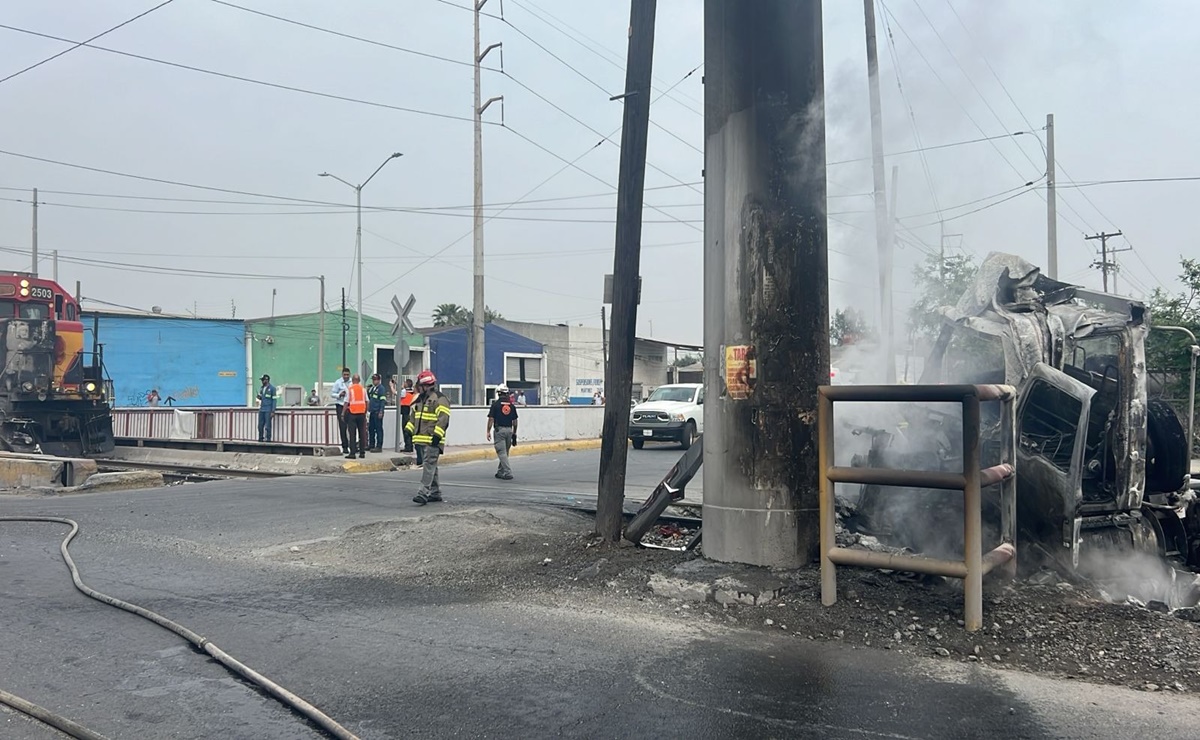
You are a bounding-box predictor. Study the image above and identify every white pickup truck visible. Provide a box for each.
[628,383,704,450]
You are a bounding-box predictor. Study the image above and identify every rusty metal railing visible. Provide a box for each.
[818,383,1018,632]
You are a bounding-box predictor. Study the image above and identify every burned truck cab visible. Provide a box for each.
[869,253,1193,582]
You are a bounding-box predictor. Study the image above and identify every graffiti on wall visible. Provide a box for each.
[124,386,198,407]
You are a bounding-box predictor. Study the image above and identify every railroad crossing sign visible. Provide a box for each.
[392,293,416,368]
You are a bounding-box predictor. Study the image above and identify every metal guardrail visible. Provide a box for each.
[111,407,341,445]
[818,383,1018,632]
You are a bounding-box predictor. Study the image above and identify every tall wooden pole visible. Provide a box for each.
[595,0,658,542]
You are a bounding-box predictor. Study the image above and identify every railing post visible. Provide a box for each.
[1001,393,1018,577]
[819,388,837,605]
[961,392,983,632]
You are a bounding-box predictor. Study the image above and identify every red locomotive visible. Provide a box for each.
[0,272,113,456]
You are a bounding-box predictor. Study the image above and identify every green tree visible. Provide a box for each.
[1146,257,1200,408]
[671,353,702,367]
[830,307,872,346]
[908,253,978,341]
[432,304,504,327]
[432,303,468,327]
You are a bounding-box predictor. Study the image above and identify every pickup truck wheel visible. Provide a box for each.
[680,422,695,450]
[1145,399,1189,493]
[632,439,645,450]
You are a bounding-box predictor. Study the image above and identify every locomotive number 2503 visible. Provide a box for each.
[29,286,53,301]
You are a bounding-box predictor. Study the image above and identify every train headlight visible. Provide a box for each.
[85,382,97,393]
[19,280,29,288]
[19,288,28,297]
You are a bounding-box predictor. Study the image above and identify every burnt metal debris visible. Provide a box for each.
[847,252,1199,607]
[625,436,704,550]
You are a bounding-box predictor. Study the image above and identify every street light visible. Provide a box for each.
[319,152,403,377]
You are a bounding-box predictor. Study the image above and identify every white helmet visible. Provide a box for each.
[496,384,510,394]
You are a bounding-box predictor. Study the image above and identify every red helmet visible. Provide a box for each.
[416,370,437,387]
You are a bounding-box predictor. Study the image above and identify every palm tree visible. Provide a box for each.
[433,303,503,327]
[432,303,468,327]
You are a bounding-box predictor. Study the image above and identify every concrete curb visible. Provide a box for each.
[440,438,601,466]
[340,458,400,474]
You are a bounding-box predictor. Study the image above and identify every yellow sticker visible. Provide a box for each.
[217,371,237,377]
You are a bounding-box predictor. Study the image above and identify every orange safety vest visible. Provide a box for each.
[400,388,416,407]
[347,383,367,414]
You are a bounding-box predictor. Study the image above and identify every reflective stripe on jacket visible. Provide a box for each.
[368,384,387,413]
[347,383,367,414]
[404,390,450,447]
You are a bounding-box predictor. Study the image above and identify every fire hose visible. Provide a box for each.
[0,516,358,740]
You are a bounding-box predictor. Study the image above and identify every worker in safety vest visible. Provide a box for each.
[367,373,387,453]
[406,370,450,505]
[344,374,368,460]
[256,374,277,442]
[399,378,416,453]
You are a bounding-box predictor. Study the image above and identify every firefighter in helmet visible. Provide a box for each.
[406,370,451,505]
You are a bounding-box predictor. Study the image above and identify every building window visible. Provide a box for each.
[505,354,542,383]
[440,384,463,405]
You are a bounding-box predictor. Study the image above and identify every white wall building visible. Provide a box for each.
[494,319,695,404]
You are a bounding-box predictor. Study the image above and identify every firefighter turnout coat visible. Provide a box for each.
[406,390,451,448]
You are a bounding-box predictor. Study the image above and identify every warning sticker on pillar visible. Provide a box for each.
[724,345,756,399]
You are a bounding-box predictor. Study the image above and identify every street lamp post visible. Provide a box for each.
[320,152,403,376]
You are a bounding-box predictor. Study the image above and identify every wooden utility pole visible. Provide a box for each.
[1046,114,1058,278]
[704,0,828,566]
[341,288,348,370]
[863,0,894,382]
[595,0,657,542]
[1087,231,1127,293]
[31,187,38,277]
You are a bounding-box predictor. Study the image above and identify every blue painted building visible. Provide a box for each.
[423,324,545,406]
[84,310,248,407]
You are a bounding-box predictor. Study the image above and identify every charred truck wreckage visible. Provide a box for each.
[845,253,1198,604]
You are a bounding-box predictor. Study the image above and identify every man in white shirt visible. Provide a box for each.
[331,367,352,454]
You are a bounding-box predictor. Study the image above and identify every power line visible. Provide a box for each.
[362,60,712,304]
[897,178,1042,222]
[0,180,702,210]
[1,0,176,84]
[0,194,703,224]
[1059,176,1200,188]
[878,1,1093,238]
[428,0,503,21]
[0,245,316,281]
[902,185,1040,230]
[0,23,481,124]
[907,1,1103,235]
[502,124,702,232]
[876,0,942,220]
[209,0,498,72]
[507,0,704,115]
[826,130,1039,166]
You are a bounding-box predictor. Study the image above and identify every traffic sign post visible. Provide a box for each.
[391,294,416,453]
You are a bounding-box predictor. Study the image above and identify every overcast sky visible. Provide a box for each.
[1,1,1196,344]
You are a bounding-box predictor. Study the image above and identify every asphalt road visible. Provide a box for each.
[2,449,1198,739]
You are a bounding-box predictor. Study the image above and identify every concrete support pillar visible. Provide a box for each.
[703,0,829,567]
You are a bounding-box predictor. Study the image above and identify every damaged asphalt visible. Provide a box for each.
[2,448,1200,738]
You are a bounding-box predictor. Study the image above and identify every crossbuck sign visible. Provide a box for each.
[392,294,416,368]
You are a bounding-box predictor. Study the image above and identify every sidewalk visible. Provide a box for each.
[340,438,603,473]
[439,438,601,465]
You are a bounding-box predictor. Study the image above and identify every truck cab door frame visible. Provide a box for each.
[1015,362,1094,571]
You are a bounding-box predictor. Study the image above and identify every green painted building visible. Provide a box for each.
[245,310,426,405]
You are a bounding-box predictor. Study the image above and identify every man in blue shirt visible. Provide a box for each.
[257,374,277,442]
[367,373,387,452]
